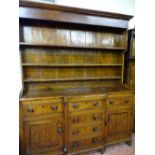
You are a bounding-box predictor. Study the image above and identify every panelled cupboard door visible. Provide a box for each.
[24,118,64,155]
[106,109,132,139]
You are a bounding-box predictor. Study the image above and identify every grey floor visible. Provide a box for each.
[86,134,135,155]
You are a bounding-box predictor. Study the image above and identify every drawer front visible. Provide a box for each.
[22,100,63,116]
[86,136,103,146]
[86,124,103,136]
[86,100,103,109]
[68,101,85,112]
[87,112,104,123]
[68,127,85,140]
[68,125,103,141]
[68,99,104,112]
[68,139,86,150]
[68,111,103,126]
[68,136,103,150]
[68,113,86,125]
[106,95,132,109]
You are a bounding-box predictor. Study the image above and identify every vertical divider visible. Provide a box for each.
[121,53,125,83]
[63,96,68,154]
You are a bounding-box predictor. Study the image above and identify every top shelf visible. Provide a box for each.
[19,42,125,51]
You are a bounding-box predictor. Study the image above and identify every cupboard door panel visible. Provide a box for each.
[106,109,131,138]
[24,118,64,154]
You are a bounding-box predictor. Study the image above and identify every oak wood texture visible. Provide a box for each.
[19,1,134,155]
[124,29,135,91]
[19,0,132,29]
[124,29,135,132]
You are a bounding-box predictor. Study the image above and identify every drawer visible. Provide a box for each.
[68,113,86,125]
[86,124,103,136]
[87,112,104,123]
[85,100,103,109]
[106,95,132,109]
[68,111,103,126]
[68,101,86,112]
[68,139,86,150]
[68,136,103,150]
[68,127,85,140]
[22,99,63,116]
[86,136,103,146]
[68,99,104,112]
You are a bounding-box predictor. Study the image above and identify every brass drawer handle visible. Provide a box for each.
[93,114,98,120]
[73,130,78,135]
[52,105,58,111]
[72,117,79,123]
[72,103,79,109]
[73,142,79,148]
[93,127,98,132]
[92,138,97,144]
[93,101,99,107]
[27,107,34,113]
[57,127,63,134]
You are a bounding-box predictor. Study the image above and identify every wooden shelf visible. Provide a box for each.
[22,63,123,67]
[19,42,125,51]
[23,76,122,82]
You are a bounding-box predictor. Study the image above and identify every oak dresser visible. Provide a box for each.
[19,1,134,155]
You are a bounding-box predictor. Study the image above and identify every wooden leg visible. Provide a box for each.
[126,140,132,146]
[99,147,106,154]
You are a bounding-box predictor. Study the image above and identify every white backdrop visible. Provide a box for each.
[57,0,135,16]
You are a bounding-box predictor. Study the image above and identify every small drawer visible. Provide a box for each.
[106,96,132,109]
[22,100,63,116]
[68,114,86,125]
[87,112,103,122]
[86,100,103,109]
[86,124,103,135]
[68,139,86,150]
[68,127,85,140]
[68,101,86,112]
[86,136,103,145]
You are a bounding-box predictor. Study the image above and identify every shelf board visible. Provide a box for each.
[23,76,122,82]
[19,42,125,51]
[22,63,123,67]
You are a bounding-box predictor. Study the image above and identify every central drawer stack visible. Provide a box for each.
[66,95,106,153]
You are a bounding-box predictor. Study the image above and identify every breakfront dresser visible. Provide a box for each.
[19,1,134,155]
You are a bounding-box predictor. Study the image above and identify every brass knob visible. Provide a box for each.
[73,103,79,109]
[73,117,79,123]
[73,130,78,135]
[109,100,114,105]
[52,105,58,111]
[93,127,98,132]
[93,101,99,107]
[27,107,34,113]
[57,127,63,134]
[73,142,78,148]
[92,138,97,144]
[93,114,98,120]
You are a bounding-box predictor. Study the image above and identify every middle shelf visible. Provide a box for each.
[23,76,122,82]
[22,63,123,67]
